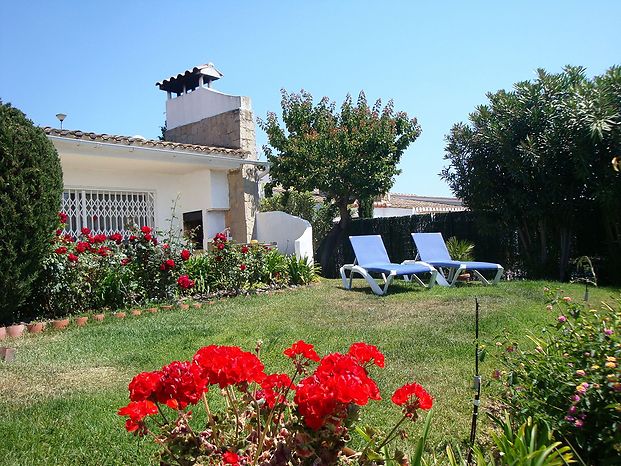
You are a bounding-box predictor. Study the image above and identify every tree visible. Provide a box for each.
[260,90,421,272]
[0,102,63,324]
[442,66,620,281]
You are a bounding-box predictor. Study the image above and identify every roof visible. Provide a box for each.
[378,193,466,212]
[156,63,223,94]
[43,127,249,157]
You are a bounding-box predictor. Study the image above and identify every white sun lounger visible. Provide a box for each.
[340,235,437,295]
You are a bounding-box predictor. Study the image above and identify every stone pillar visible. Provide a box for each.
[226,165,259,242]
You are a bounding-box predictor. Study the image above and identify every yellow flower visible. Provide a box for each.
[591,365,601,370]
[607,356,617,362]
[605,362,617,369]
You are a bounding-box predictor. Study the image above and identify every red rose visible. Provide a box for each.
[144,233,152,241]
[217,243,225,250]
[177,275,195,289]
[76,241,89,254]
[151,237,158,246]
[109,232,123,244]
[55,229,62,236]
[121,258,130,266]
[165,259,175,269]
[129,235,137,241]
[162,243,170,250]
[81,227,91,235]
[68,253,79,263]
[241,246,249,254]
[141,225,152,234]
[240,264,246,271]
[97,246,110,257]
[54,246,68,255]
[180,249,191,261]
[159,263,166,271]
[58,212,68,224]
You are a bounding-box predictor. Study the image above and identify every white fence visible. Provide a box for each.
[255,211,313,262]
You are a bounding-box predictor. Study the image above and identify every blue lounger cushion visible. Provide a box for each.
[424,260,501,270]
[362,262,434,275]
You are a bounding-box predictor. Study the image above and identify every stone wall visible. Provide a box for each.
[165,107,256,157]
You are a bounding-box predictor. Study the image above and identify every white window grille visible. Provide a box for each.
[61,188,155,236]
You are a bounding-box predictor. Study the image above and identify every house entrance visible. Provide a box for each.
[183,210,204,250]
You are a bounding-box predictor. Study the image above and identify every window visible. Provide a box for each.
[61,188,155,236]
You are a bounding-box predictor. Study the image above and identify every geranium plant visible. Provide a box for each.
[118,341,433,465]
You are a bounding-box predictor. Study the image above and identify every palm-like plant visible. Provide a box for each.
[445,236,475,262]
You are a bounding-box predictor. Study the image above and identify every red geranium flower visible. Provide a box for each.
[222,452,241,465]
[141,225,152,234]
[181,249,191,261]
[129,371,163,402]
[158,360,208,409]
[55,246,68,255]
[68,253,79,263]
[284,340,320,362]
[258,373,293,408]
[117,400,158,434]
[193,345,266,388]
[81,227,91,235]
[348,342,385,368]
[391,382,433,412]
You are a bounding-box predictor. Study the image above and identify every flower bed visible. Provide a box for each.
[118,340,433,465]
[27,213,316,325]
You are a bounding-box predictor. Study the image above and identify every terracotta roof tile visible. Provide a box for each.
[43,127,249,157]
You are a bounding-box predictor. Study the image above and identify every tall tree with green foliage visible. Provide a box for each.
[260,90,421,272]
[0,102,63,324]
[442,66,620,280]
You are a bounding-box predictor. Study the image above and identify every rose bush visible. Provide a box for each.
[118,341,433,465]
[498,288,621,462]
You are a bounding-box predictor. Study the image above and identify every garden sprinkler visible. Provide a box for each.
[467,298,481,465]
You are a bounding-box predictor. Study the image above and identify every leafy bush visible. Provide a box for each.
[184,234,317,295]
[0,102,63,324]
[445,236,474,262]
[446,414,575,465]
[498,288,621,461]
[36,217,191,317]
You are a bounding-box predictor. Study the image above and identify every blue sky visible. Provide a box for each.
[1,1,619,196]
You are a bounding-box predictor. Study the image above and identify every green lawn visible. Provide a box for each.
[1,279,619,465]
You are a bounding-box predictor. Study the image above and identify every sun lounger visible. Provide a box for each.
[340,235,437,295]
[410,233,503,287]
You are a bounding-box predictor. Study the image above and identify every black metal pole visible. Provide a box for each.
[467,298,481,464]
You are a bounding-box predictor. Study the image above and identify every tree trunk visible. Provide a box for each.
[318,200,351,277]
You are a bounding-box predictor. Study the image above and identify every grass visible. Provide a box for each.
[0,279,619,465]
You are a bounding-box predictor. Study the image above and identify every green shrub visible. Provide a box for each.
[445,236,474,262]
[498,288,621,461]
[0,102,63,325]
[287,255,318,285]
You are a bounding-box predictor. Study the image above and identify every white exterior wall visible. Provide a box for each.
[373,207,415,218]
[255,211,313,262]
[166,87,251,130]
[56,141,236,249]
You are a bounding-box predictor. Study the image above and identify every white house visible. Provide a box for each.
[46,63,266,249]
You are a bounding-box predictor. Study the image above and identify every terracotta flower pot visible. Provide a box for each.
[131,309,141,317]
[92,313,105,321]
[27,322,45,334]
[179,304,190,310]
[0,326,7,341]
[75,316,89,327]
[115,312,126,319]
[161,305,174,311]
[192,303,202,309]
[457,273,471,282]
[147,307,158,314]
[52,319,70,330]
[7,324,25,338]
